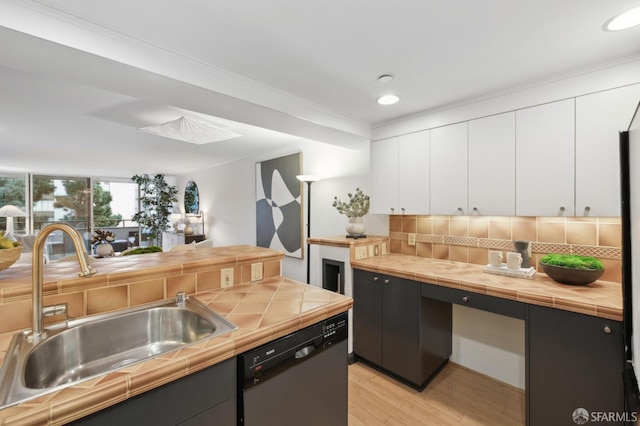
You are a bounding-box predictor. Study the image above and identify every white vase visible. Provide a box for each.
[96,243,114,257]
[346,217,366,237]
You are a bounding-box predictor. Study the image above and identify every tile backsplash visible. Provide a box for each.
[389,215,622,283]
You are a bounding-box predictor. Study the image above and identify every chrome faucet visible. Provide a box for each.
[30,223,96,341]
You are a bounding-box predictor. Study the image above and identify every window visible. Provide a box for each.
[1,173,144,257]
[32,175,91,259]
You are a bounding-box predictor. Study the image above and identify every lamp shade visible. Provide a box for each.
[0,205,26,235]
[0,205,26,217]
[296,175,322,183]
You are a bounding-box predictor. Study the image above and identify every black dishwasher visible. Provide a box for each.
[238,312,348,426]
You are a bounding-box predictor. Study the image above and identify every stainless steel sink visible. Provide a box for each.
[0,295,237,408]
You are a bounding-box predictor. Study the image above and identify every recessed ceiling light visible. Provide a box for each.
[603,6,640,31]
[377,95,400,105]
[378,75,393,83]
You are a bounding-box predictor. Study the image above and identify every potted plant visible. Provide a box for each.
[131,174,178,247]
[332,188,370,237]
[539,254,605,285]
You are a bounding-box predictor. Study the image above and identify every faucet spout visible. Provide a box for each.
[30,223,96,340]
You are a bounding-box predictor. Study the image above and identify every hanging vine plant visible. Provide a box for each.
[131,174,178,246]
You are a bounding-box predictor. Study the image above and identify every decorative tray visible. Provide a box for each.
[483,264,536,279]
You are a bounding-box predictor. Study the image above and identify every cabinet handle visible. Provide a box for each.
[401,207,405,214]
[462,296,469,302]
[373,276,379,282]
[384,279,390,284]
[390,207,395,214]
[604,326,612,334]
[457,207,463,214]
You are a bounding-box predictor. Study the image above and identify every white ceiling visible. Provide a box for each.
[0,0,639,177]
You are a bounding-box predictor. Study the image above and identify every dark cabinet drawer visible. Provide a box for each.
[420,282,525,319]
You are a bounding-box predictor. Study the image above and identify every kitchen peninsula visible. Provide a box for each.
[0,246,353,425]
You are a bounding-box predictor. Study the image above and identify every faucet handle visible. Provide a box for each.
[42,303,68,317]
[176,292,187,307]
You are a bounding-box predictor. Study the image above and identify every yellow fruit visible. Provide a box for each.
[0,240,14,249]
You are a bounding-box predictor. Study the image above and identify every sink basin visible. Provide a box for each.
[0,296,237,408]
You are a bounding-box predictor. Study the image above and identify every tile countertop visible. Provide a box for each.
[307,235,389,248]
[351,254,622,322]
[0,245,282,302]
[0,278,353,425]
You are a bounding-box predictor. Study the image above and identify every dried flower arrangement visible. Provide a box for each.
[90,229,116,245]
[332,188,370,218]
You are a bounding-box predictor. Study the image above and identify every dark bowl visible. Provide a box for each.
[540,262,605,286]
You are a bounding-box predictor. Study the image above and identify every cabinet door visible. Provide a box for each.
[516,99,575,216]
[528,306,624,426]
[398,131,430,214]
[468,112,516,216]
[575,84,640,216]
[353,269,382,365]
[382,276,419,384]
[430,122,468,215]
[370,138,399,214]
[71,358,237,426]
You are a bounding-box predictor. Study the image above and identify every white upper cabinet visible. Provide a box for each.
[370,137,399,214]
[575,84,640,216]
[468,112,516,216]
[430,122,468,215]
[516,99,575,216]
[370,131,430,215]
[398,131,430,214]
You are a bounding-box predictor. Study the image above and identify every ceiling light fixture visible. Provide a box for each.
[603,6,640,31]
[139,116,242,145]
[377,95,400,105]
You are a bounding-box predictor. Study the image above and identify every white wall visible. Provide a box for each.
[452,305,525,389]
[178,138,387,282]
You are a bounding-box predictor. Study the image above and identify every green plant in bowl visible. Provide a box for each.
[539,254,604,285]
[122,246,163,256]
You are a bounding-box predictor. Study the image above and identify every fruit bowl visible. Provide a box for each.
[0,246,23,271]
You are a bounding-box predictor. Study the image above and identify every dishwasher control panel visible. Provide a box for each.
[241,312,348,383]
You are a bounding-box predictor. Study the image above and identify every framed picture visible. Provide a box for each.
[256,153,303,258]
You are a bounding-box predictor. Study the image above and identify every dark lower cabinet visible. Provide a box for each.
[69,358,236,426]
[353,269,451,388]
[353,269,383,366]
[528,305,624,426]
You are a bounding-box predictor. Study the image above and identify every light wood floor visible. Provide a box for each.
[348,361,525,425]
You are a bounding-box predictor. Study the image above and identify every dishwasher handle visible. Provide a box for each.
[295,345,316,359]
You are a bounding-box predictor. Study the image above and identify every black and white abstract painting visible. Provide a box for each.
[256,153,303,258]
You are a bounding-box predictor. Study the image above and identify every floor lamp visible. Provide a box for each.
[0,205,27,235]
[297,175,321,284]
